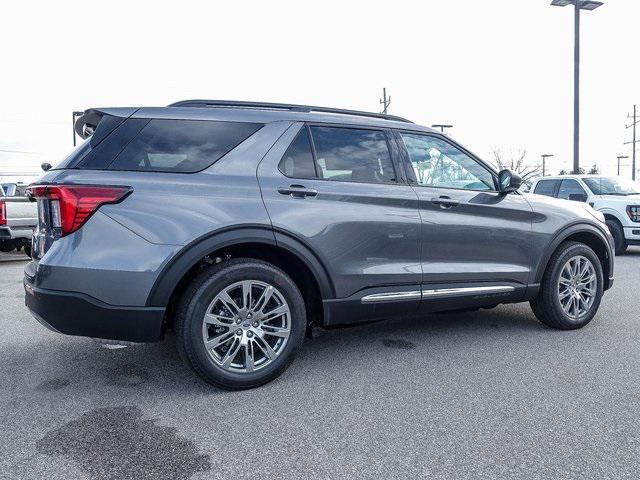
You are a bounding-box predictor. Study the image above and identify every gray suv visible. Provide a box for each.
[24,100,615,389]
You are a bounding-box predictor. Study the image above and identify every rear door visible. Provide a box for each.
[394,131,534,309]
[258,122,422,322]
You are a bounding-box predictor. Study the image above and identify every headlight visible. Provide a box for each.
[627,205,640,223]
[584,205,605,224]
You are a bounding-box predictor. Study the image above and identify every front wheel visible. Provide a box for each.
[530,241,603,330]
[176,259,306,390]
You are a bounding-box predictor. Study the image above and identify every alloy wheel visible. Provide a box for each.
[557,255,597,320]
[202,280,291,373]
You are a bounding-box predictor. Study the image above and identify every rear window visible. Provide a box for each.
[108,119,263,173]
[278,128,317,179]
[533,179,559,197]
[310,126,395,183]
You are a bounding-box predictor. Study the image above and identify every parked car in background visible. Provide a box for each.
[0,195,37,257]
[24,100,614,389]
[530,175,640,254]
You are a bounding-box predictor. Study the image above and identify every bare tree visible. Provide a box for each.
[588,164,599,175]
[491,148,542,183]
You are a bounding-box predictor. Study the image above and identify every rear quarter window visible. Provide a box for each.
[107,119,263,173]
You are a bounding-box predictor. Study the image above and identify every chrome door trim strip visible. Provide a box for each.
[422,285,515,298]
[360,285,515,304]
[361,291,422,303]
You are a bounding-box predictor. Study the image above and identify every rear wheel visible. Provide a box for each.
[530,241,603,330]
[606,219,627,255]
[176,259,306,390]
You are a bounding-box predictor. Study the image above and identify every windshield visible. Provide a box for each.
[583,177,640,196]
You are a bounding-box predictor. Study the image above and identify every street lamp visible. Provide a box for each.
[550,0,604,174]
[617,155,629,176]
[432,124,453,134]
[541,154,554,176]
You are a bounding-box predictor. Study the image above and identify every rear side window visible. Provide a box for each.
[278,128,317,179]
[108,119,263,173]
[533,179,559,197]
[310,126,395,183]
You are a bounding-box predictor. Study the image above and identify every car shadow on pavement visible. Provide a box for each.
[6,305,547,398]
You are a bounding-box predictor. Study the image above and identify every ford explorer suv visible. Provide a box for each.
[530,175,640,255]
[24,100,615,390]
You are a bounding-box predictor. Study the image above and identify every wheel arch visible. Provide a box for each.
[146,226,335,317]
[534,222,613,291]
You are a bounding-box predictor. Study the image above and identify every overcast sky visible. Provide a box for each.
[1,0,638,178]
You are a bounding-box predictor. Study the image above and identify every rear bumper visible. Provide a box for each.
[24,281,166,343]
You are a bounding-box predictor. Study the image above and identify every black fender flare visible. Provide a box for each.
[533,221,614,286]
[146,225,335,307]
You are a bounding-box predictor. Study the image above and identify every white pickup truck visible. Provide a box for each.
[530,175,640,254]
[1,183,38,257]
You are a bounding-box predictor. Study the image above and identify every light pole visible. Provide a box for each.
[550,0,603,174]
[432,124,453,134]
[541,154,554,176]
[617,155,629,176]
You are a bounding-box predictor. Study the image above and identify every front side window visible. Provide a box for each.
[108,119,263,173]
[278,128,317,179]
[400,133,494,191]
[557,179,587,201]
[309,126,395,184]
[533,179,560,197]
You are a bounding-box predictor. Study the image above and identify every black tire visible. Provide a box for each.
[175,258,306,390]
[606,219,627,255]
[23,243,31,258]
[530,241,603,330]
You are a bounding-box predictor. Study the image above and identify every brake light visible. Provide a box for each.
[26,185,131,236]
[0,200,5,226]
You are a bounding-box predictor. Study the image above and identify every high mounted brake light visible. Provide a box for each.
[26,185,131,236]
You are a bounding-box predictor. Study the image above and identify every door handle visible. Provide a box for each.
[278,185,318,198]
[430,196,460,208]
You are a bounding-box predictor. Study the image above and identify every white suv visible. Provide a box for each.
[530,175,640,254]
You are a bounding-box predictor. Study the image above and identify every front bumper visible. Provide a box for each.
[24,281,166,343]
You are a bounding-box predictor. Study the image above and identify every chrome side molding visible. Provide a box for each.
[422,285,515,298]
[361,285,515,303]
[361,291,422,303]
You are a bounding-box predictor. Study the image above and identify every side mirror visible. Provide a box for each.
[41,162,52,172]
[497,169,522,193]
[568,193,588,203]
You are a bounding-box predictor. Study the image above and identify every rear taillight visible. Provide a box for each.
[0,200,5,226]
[26,185,131,236]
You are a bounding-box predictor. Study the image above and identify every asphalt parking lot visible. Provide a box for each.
[1,250,640,480]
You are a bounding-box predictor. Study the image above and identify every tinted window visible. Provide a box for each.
[310,126,395,183]
[278,128,317,179]
[108,119,263,172]
[400,133,494,191]
[558,179,587,201]
[533,179,559,197]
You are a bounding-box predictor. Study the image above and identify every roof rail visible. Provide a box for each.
[167,99,413,123]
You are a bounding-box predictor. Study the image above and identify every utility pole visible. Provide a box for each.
[432,124,453,134]
[550,0,604,175]
[541,154,554,177]
[379,88,391,115]
[625,105,638,180]
[617,155,629,176]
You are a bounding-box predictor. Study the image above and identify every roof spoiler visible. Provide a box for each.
[73,108,138,140]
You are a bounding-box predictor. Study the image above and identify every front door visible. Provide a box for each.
[395,131,534,310]
[258,122,422,323]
